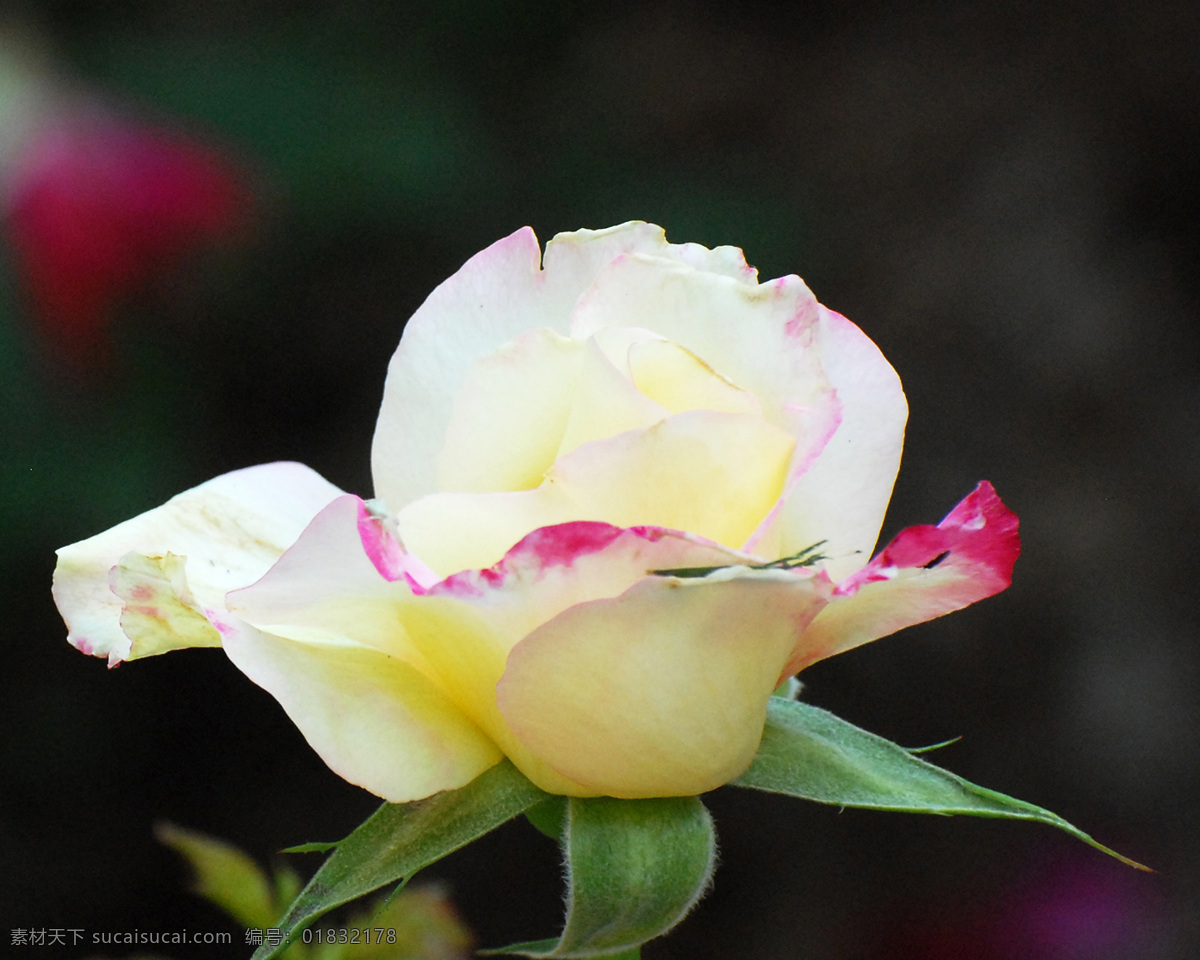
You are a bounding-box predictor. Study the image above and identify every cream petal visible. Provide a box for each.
[395,410,795,577]
[568,254,903,577]
[548,410,795,549]
[372,227,551,509]
[374,223,761,510]
[769,306,908,581]
[224,494,507,802]
[221,620,502,803]
[786,482,1020,674]
[426,522,769,795]
[437,328,583,493]
[628,338,762,416]
[393,487,574,578]
[109,552,223,659]
[556,337,668,458]
[229,509,751,799]
[542,222,758,301]
[497,568,832,798]
[568,255,825,422]
[228,495,423,659]
[434,521,754,644]
[52,462,342,665]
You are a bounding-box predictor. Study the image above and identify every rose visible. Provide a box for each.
[53,222,1019,801]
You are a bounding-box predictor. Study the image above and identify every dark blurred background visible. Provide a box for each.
[3,1,1197,957]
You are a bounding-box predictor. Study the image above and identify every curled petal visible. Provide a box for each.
[229,495,422,657]
[52,462,342,665]
[568,254,894,573]
[221,620,503,803]
[498,568,833,798]
[769,307,908,581]
[109,552,222,659]
[787,482,1020,674]
[436,328,584,493]
[424,522,768,796]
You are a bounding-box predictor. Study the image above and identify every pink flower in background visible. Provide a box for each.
[879,849,1164,959]
[5,110,248,371]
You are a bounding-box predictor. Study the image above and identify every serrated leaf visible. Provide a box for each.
[485,796,716,958]
[251,761,548,960]
[735,698,1149,870]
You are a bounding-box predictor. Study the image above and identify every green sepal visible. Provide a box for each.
[735,698,1150,871]
[484,796,716,958]
[251,761,549,960]
[282,840,342,854]
[525,796,569,842]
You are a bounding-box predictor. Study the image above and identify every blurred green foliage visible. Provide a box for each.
[156,822,473,959]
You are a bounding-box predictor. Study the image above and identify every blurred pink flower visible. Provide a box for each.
[5,110,248,371]
[879,848,1162,959]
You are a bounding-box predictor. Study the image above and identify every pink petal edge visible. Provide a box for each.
[354,500,440,591]
[837,481,1019,598]
[433,520,747,598]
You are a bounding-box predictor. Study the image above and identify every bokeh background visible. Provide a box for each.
[4,1,1198,957]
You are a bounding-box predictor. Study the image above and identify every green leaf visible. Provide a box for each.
[735,698,1150,871]
[337,886,474,959]
[485,796,716,958]
[155,822,279,929]
[252,761,549,960]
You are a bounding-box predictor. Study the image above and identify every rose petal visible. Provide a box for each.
[628,337,762,417]
[234,512,766,798]
[768,307,908,581]
[395,409,796,577]
[109,552,223,659]
[568,255,830,425]
[52,462,342,665]
[221,619,503,803]
[373,227,550,509]
[223,494,507,801]
[228,496,421,657]
[555,337,668,457]
[437,328,584,493]
[786,482,1020,674]
[430,522,778,795]
[568,254,903,578]
[541,221,759,295]
[497,567,832,798]
[549,410,795,548]
[373,223,761,510]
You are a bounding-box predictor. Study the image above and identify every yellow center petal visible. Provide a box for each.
[628,338,762,417]
[397,410,795,576]
[437,328,583,493]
